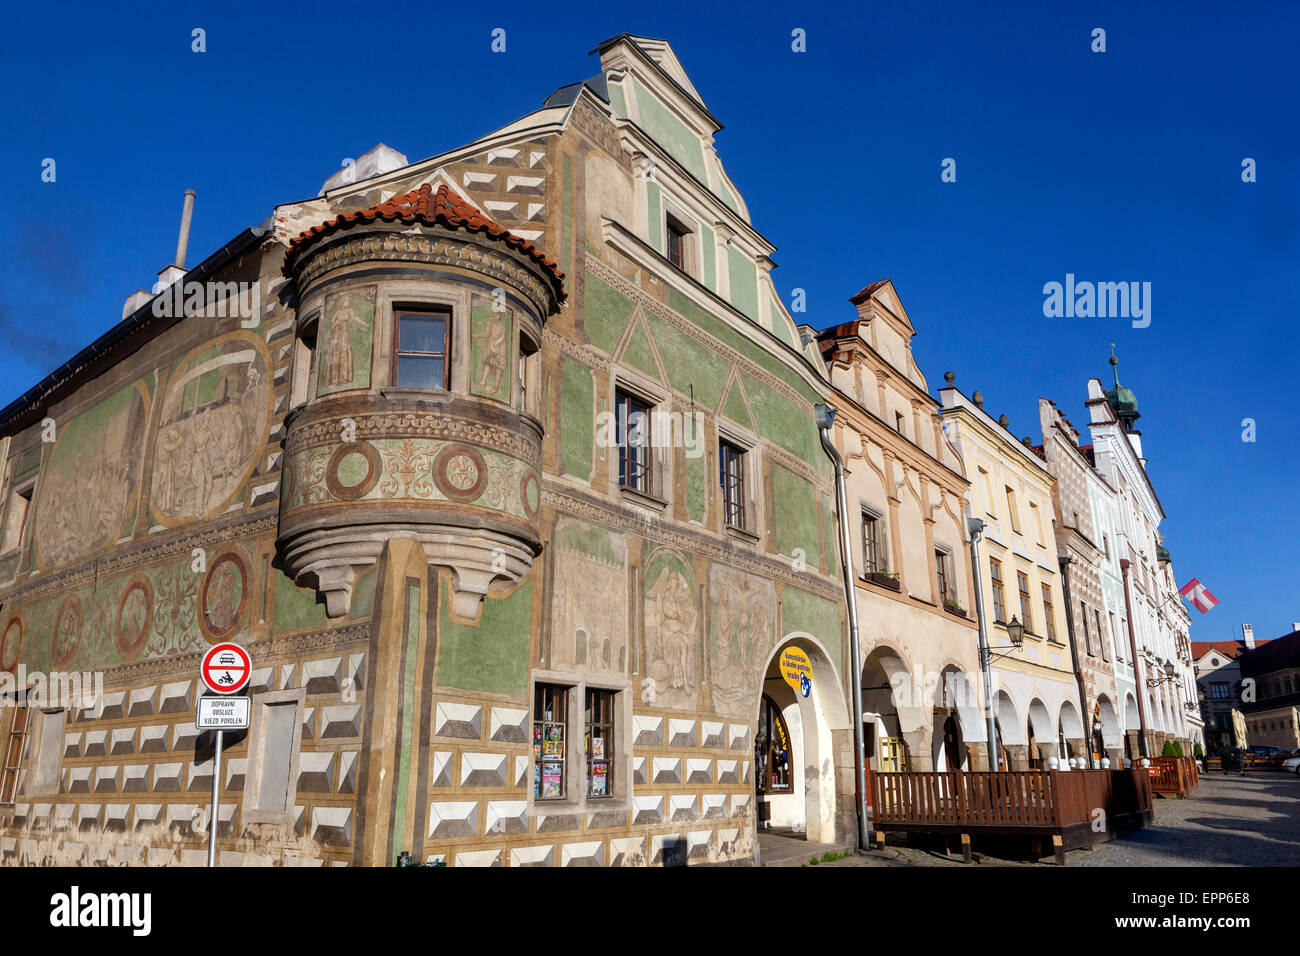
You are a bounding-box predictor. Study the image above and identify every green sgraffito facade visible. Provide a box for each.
[436,576,533,696]
[560,359,595,481]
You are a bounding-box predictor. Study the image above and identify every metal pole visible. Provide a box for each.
[967,517,999,769]
[815,405,871,851]
[207,728,223,867]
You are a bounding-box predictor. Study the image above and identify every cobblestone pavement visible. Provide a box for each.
[804,772,1300,868]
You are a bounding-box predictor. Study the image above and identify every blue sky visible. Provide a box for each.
[1,1,1296,639]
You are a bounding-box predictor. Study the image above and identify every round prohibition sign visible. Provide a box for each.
[201,642,251,694]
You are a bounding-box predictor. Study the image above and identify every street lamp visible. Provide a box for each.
[979,616,1026,666]
[1147,660,1179,687]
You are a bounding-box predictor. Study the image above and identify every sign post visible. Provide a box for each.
[198,642,251,868]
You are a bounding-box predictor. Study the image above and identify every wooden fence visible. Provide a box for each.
[870,768,1153,863]
[1147,756,1199,797]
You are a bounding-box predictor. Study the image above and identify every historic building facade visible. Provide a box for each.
[1237,628,1300,752]
[817,282,984,775]
[1082,361,1198,755]
[1037,399,1124,765]
[0,35,851,867]
[938,382,1076,767]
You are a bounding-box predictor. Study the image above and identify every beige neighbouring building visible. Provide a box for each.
[816,281,987,774]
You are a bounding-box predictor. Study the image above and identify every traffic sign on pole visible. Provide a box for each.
[199,641,252,868]
[201,642,251,695]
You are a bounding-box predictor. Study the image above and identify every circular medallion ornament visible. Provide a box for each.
[0,616,23,673]
[433,444,488,502]
[114,574,155,662]
[51,595,83,669]
[520,471,540,521]
[198,552,250,645]
[325,441,382,501]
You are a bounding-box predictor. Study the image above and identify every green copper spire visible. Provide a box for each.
[1105,343,1140,430]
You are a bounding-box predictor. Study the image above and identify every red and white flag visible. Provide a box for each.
[1179,578,1219,613]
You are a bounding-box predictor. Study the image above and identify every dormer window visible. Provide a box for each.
[666,214,692,273]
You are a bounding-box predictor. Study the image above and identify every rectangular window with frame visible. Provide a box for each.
[1017,571,1032,631]
[666,215,690,272]
[1109,613,1120,659]
[0,693,30,804]
[935,548,952,603]
[1080,600,1093,656]
[289,314,319,409]
[534,683,569,800]
[719,440,746,529]
[862,510,886,575]
[1042,584,1057,642]
[615,390,653,495]
[1095,608,1109,661]
[1030,501,1044,544]
[1,485,33,554]
[584,688,615,798]
[1005,487,1022,534]
[394,309,450,389]
[990,558,1006,623]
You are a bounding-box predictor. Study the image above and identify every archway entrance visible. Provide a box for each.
[753,633,852,850]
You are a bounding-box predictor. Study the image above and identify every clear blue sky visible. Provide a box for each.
[1,1,1296,639]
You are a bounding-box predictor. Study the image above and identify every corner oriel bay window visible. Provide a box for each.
[534,684,569,800]
[394,309,450,389]
[719,440,746,529]
[616,390,653,495]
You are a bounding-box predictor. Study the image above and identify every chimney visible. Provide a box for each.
[174,189,197,268]
[127,189,196,315]
[1292,622,1300,634]
[1242,623,1255,649]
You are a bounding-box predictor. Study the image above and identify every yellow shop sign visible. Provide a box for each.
[780,646,813,698]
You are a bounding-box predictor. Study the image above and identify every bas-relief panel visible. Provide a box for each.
[549,517,627,674]
[151,334,271,523]
[316,286,375,396]
[708,564,775,718]
[33,382,149,569]
[641,550,700,710]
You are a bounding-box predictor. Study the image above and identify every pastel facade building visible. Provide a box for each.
[817,282,984,774]
[0,35,853,867]
[939,382,1077,767]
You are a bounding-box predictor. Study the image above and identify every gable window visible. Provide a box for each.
[1017,570,1033,632]
[1042,584,1057,642]
[1005,487,1022,534]
[935,548,953,603]
[518,332,540,418]
[289,313,319,409]
[989,558,1006,623]
[393,309,450,389]
[1,485,32,555]
[664,211,696,276]
[719,440,746,530]
[862,510,887,575]
[615,390,653,495]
